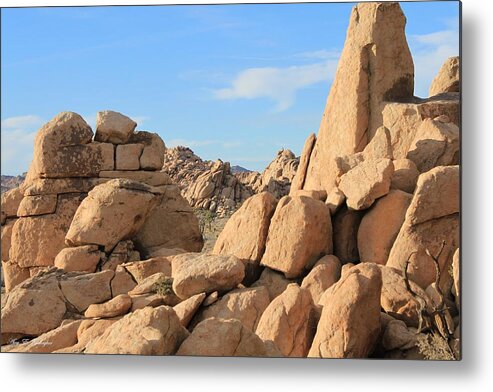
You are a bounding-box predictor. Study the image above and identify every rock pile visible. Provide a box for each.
[1,2,460,359]
[1,110,203,292]
[163,146,299,216]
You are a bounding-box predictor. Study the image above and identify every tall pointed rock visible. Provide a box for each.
[302,2,414,193]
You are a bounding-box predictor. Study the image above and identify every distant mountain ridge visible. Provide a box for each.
[230,165,251,174]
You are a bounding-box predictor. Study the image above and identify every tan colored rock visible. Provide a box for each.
[129,131,166,170]
[1,219,16,261]
[94,110,137,144]
[290,189,327,201]
[325,187,346,215]
[8,320,82,353]
[382,93,459,159]
[59,270,114,312]
[196,286,270,331]
[381,319,417,351]
[100,239,140,271]
[1,187,24,218]
[452,248,460,310]
[2,261,30,292]
[332,207,364,264]
[115,143,144,170]
[84,294,132,318]
[387,166,459,289]
[213,192,277,281]
[261,195,332,278]
[77,319,116,349]
[358,190,412,264]
[177,317,280,357]
[379,265,430,328]
[111,265,137,296]
[128,272,171,296]
[66,179,160,252]
[301,255,341,303]
[302,2,414,193]
[173,293,206,328]
[98,170,172,186]
[407,118,459,173]
[339,158,394,210]
[16,194,57,217]
[172,253,244,299]
[252,267,294,301]
[54,245,103,273]
[123,256,172,283]
[290,133,316,193]
[202,291,219,306]
[134,184,203,253]
[1,269,67,336]
[256,284,315,357]
[363,126,393,160]
[85,305,188,355]
[308,263,382,358]
[10,193,84,268]
[130,293,167,312]
[391,158,419,193]
[23,177,107,196]
[429,56,460,97]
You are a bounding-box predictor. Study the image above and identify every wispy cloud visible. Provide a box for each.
[213,57,339,112]
[409,17,459,97]
[1,115,45,175]
[167,139,243,149]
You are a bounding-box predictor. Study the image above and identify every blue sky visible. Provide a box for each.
[1,1,459,175]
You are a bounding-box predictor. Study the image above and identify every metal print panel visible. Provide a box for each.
[0,0,461,360]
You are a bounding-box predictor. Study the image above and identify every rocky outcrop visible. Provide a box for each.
[429,57,460,97]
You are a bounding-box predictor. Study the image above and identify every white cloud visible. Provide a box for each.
[213,58,338,112]
[409,20,459,97]
[167,138,242,149]
[1,115,45,175]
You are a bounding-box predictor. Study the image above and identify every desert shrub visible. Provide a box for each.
[416,331,456,360]
[154,277,174,296]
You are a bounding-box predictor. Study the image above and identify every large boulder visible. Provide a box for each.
[387,166,459,289]
[84,294,132,319]
[251,267,295,301]
[390,159,420,193]
[173,293,206,328]
[308,263,382,358]
[302,2,414,193]
[261,195,332,278]
[332,207,364,264]
[177,317,281,357]
[85,306,188,355]
[256,284,316,357]
[290,133,316,193]
[196,286,270,331]
[357,190,412,264]
[172,253,244,299]
[1,219,16,261]
[1,269,67,336]
[301,255,341,304]
[94,110,137,144]
[54,245,103,273]
[406,117,459,173]
[128,131,166,170]
[10,193,85,268]
[2,261,30,292]
[213,192,277,280]
[339,158,394,210]
[65,179,161,252]
[32,112,114,178]
[17,194,58,217]
[429,56,460,97]
[1,187,24,219]
[134,185,203,253]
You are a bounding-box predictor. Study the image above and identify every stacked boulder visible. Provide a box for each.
[163,147,299,216]
[1,110,203,293]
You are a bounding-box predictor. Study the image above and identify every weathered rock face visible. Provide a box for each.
[251,267,295,301]
[134,184,204,253]
[339,158,394,210]
[85,306,188,355]
[172,253,245,299]
[84,294,132,319]
[302,2,414,193]
[390,159,419,193]
[407,117,459,173]
[65,179,160,252]
[290,133,316,193]
[173,293,206,328]
[94,110,137,144]
[301,255,341,304]
[332,207,364,264]
[429,57,460,97]
[177,317,280,357]
[256,284,315,357]
[261,195,332,278]
[387,166,459,289]
[196,286,270,331]
[308,263,382,358]
[54,245,103,273]
[358,190,412,264]
[213,192,277,280]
